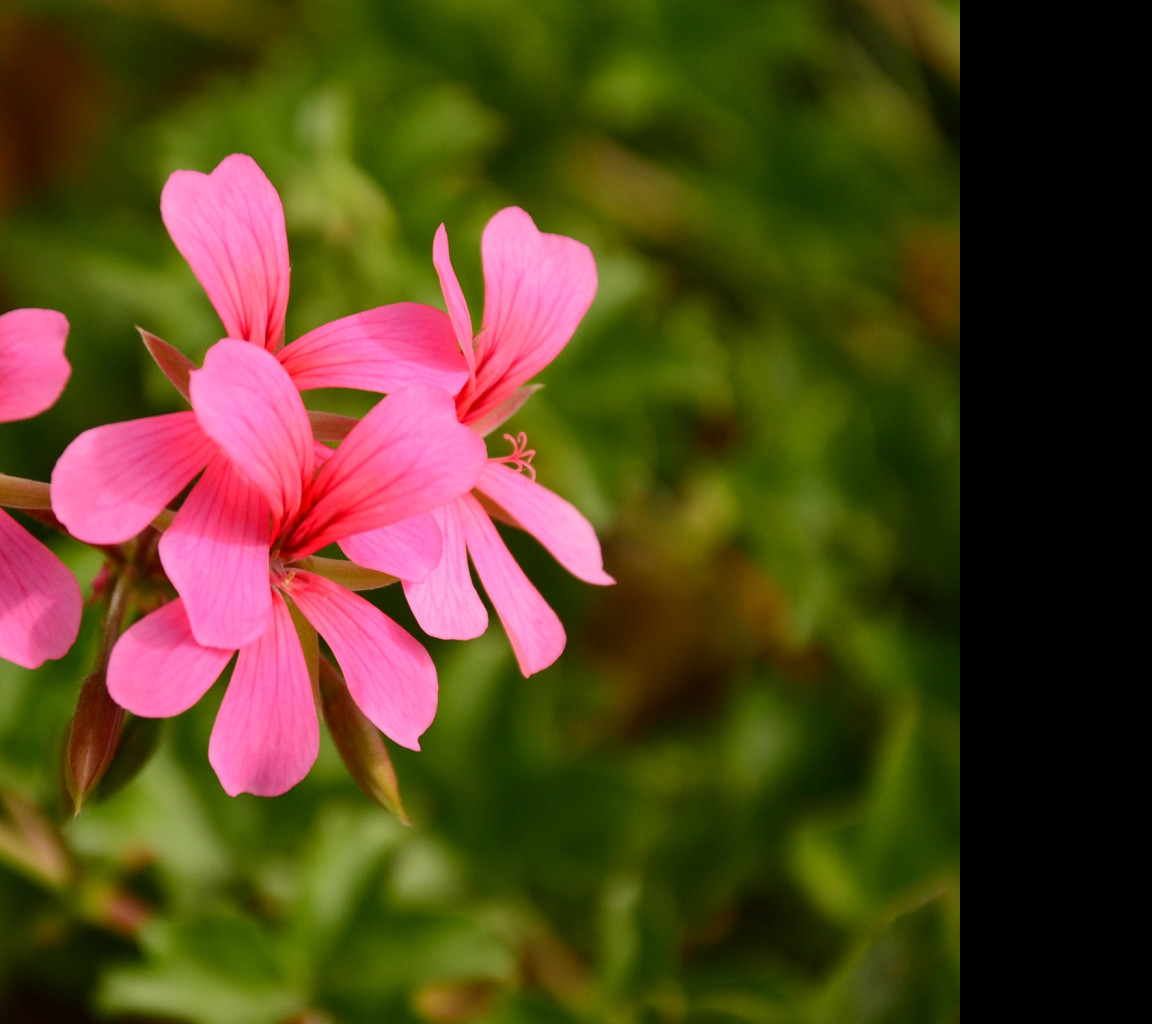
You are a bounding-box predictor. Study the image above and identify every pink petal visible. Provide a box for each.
[458,493,565,676]
[107,599,233,717]
[160,153,290,351]
[338,512,442,582]
[159,455,272,650]
[278,304,469,396]
[402,501,488,640]
[286,386,486,559]
[51,412,216,544]
[465,207,596,425]
[0,509,81,669]
[432,224,475,375]
[0,308,70,423]
[287,571,437,750]
[189,339,313,528]
[475,462,614,585]
[208,591,318,796]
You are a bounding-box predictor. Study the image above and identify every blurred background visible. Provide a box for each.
[0,0,959,1021]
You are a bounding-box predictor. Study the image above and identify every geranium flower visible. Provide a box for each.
[52,354,455,654]
[0,308,82,669]
[52,153,470,649]
[106,340,486,796]
[379,208,614,676]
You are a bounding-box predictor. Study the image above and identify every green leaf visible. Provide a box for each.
[97,915,305,1024]
[810,888,960,1024]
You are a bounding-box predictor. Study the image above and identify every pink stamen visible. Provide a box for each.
[495,431,537,482]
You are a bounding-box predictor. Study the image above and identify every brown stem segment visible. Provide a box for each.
[0,473,52,510]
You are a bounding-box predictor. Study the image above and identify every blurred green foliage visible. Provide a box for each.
[0,0,959,1021]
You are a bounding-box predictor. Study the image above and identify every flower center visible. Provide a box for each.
[493,431,537,482]
[269,553,294,589]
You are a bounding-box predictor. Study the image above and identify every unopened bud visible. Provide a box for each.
[65,668,124,815]
[319,657,409,823]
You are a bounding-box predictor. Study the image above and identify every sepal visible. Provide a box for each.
[139,328,195,402]
[319,657,410,823]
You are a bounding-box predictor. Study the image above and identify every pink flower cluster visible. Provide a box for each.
[0,154,611,798]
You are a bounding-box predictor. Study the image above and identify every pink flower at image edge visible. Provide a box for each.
[0,309,82,669]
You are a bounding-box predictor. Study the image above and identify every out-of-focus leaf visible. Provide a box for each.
[68,748,231,892]
[790,706,960,927]
[810,887,960,1024]
[323,911,517,1002]
[97,915,304,1024]
[292,804,405,964]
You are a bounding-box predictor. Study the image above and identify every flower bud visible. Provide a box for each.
[319,657,409,823]
[65,667,124,815]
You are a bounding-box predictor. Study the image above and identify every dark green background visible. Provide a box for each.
[0,1,960,1021]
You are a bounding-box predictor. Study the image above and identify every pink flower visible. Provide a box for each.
[52,153,470,645]
[160,153,469,396]
[389,208,614,676]
[51,354,454,652]
[0,309,82,669]
[106,340,486,796]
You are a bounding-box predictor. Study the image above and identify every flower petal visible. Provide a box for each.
[159,455,272,649]
[338,512,442,582]
[402,501,488,640]
[278,304,469,396]
[288,571,437,750]
[190,339,313,527]
[466,207,596,424]
[458,493,564,676]
[107,598,233,717]
[433,224,475,375]
[160,153,290,351]
[287,386,485,558]
[475,462,614,585]
[208,591,318,797]
[0,509,81,668]
[51,412,215,544]
[0,308,70,423]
